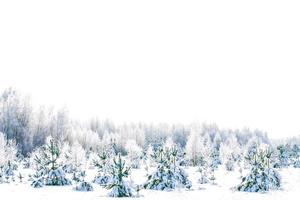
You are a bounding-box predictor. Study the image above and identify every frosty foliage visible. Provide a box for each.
[185,130,209,166]
[237,144,281,193]
[125,139,142,169]
[60,141,86,173]
[144,141,192,191]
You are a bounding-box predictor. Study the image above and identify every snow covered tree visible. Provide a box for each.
[0,88,33,154]
[236,144,281,192]
[60,141,86,173]
[144,144,192,191]
[106,154,136,197]
[291,144,300,168]
[68,125,101,151]
[195,142,213,184]
[30,137,71,187]
[198,164,210,184]
[220,135,241,171]
[0,132,18,183]
[209,133,222,169]
[208,168,216,185]
[141,144,156,177]
[125,139,142,169]
[93,151,111,186]
[275,144,291,168]
[185,130,206,166]
[210,147,221,169]
[73,170,93,191]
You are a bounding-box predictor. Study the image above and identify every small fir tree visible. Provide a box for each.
[73,171,94,191]
[291,144,300,168]
[198,164,209,184]
[93,151,111,186]
[275,144,291,168]
[236,144,281,193]
[30,137,71,187]
[106,154,136,197]
[144,144,192,191]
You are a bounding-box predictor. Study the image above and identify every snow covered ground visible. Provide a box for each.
[1,167,299,200]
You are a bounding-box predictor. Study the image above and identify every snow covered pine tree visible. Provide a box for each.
[30,137,71,187]
[105,154,136,197]
[73,170,93,192]
[236,144,281,192]
[144,144,192,191]
[93,151,111,186]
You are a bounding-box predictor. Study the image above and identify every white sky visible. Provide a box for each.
[1,0,300,138]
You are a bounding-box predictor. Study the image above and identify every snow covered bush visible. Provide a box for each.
[236,144,281,193]
[144,144,192,191]
[73,171,93,192]
[93,151,111,186]
[30,137,71,187]
[105,154,136,197]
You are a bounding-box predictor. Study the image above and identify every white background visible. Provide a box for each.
[1,0,300,138]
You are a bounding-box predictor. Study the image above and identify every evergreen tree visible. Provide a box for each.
[291,144,300,168]
[73,171,94,191]
[198,164,209,184]
[237,144,281,192]
[30,137,71,187]
[93,151,111,186]
[144,144,192,191]
[197,147,211,185]
[106,154,136,197]
[275,144,291,168]
[210,146,221,169]
[143,145,154,176]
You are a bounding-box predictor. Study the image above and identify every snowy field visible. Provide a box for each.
[1,167,299,200]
